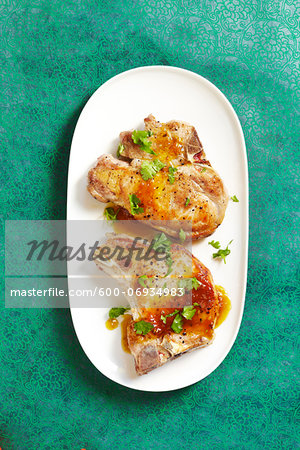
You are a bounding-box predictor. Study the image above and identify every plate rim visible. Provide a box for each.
[67,65,249,392]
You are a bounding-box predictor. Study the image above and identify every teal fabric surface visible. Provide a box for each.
[1,1,299,449]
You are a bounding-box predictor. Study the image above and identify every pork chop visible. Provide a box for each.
[119,114,206,165]
[88,154,227,239]
[94,233,220,375]
[88,115,228,239]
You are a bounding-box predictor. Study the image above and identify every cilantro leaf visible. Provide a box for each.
[201,167,207,173]
[192,278,201,289]
[185,198,190,207]
[152,233,173,276]
[132,130,151,142]
[132,130,156,155]
[161,310,179,324]
[182,305,196,320]
[109,307,130,319]
[138,275,148,287]
[104,207,119,221]
[171,313,183,333]
[209,240,221,249]
[178,277,200,291]
[161,315,166,325]
[165,255,173,277]
[117,143,124,158]
[134,320,154,335]
[168,167,178,184]
[129,194,144,215]
[140,159,165,181]
[152,232,171,252]
[212,240,233,264]
[179,228,186,243]
[231,195,239,202]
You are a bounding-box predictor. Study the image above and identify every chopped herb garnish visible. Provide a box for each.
[201,167,207,173]
[152,233,174,276]
[179,229,186,243]
[109,307,130,319]
[178,277,201,291]
[171,313,183,333]
[140,159,165,181]
[208,240,221,249]
[138,275,148,287]
[161,310,179,324]
[117,143,124,158]
[168,167,178,184]
[212,240,233,264]
[129,194,144,215]
[132,130,156,155]
[182,305,196,320]
[132,129,151,142]
[152,232,171,253]
[134,320,154,335]
[104,206,119,221]
[192,278,201,289]
[165,255,173,277]
[185,198,190,207]
[231,195,239,202]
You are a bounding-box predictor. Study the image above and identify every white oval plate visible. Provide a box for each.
[67,66,248,392]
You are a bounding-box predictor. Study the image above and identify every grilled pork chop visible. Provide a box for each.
[88,115,228,240]
[94,233,220,375]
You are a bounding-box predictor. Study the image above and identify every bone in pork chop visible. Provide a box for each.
[88,154,227,239]
[88,115,228,239]
[119,114,206,165]
[94,233,220,375]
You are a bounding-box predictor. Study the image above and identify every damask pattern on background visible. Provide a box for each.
[0,0,299,448]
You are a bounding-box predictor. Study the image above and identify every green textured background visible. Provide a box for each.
[1,1,299,449]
